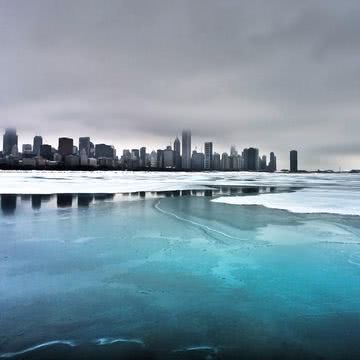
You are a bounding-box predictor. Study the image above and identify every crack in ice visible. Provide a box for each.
[154,200,241,242]
[0,340,77,358]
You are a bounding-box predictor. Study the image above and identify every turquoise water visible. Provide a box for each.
[0,190,360,359]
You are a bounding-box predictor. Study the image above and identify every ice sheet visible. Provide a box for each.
[0,170,359,194]
[212,188,360,216]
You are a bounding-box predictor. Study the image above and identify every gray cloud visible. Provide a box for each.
[0,0,360,169]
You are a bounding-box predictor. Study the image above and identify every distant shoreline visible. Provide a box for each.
[0,167,357,174]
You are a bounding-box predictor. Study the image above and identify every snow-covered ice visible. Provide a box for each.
[212,187,360,216]
[1,170,359,216]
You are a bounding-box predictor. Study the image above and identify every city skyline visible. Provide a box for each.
[2,126,360,172]
[0,129,291,169]
[1,127,284,172]
[1,1,360,171]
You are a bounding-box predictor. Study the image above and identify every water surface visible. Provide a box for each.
[0,184,359,359]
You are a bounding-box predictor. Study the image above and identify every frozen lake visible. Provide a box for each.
[0,171,359,359]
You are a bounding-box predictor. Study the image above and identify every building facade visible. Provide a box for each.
[181,130,191,170]
[204,142,213,170]
[33,136,43,156]
[58,137,73,157]
[3,128,18,156]
[290,150,298,172]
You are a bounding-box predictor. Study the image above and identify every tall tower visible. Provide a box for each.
[79,137,91,157]
[268,152,277,172]
[174,137,180,154]
[290,150,298,172]
[33,136,43,156]
[181,129,191,170]
[140,147,146,168]
[204,142,213,170]
[247,147,259,171]
[3,128,18,156]
[173,137,181,169]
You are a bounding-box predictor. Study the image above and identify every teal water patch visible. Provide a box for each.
[1,193,360,359]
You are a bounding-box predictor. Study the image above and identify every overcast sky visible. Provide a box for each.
[1,0,360,170]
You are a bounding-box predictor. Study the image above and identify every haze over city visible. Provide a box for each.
[1,0,360,170]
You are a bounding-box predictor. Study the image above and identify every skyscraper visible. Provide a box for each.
[268,152,277,172]
[242,148,249,170]
[247,147,259,171]
[290,150,298,172]
[95,144,115,158]
[260,155,267,171]
[79,137,91,157]
[173,137,181,169]
[40,144,53,160]
[204,142,213,170]
[191,150,204,170]
[140,147,146,168]
[131,149,140,169]
[221,152,230,170]
[174,137,180,154]
[33,136,43,156]
[181,130,191,170]
[3,128,18,156]
[58,137,73,157]
[213,152,221,170]
[163,146,174,168]
[157,149,164,169]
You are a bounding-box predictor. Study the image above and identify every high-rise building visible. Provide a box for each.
[121,149,131,168]
[58,137,73,157]
[163,146,174,168]
[247,147,259,171]
[95,144,115,158]
[268,152,277,172]
[150,151,158,168]
[191,150,204,170]
[89,142,95,157]
[242,148,249,170]
[181,130,191,170]
[79,137,91,157]
[204,142,213,170]
[40,144,53,160]
[33,136,43,156]
[221,152,230,170]
[3,128,18,156]
[173,137,181,169]
[140,147,146,168]
[157,149,164,169]
[131,149,140,169]
[174,137,180,154]
[213,152,221,170]
[290,150,298,172]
